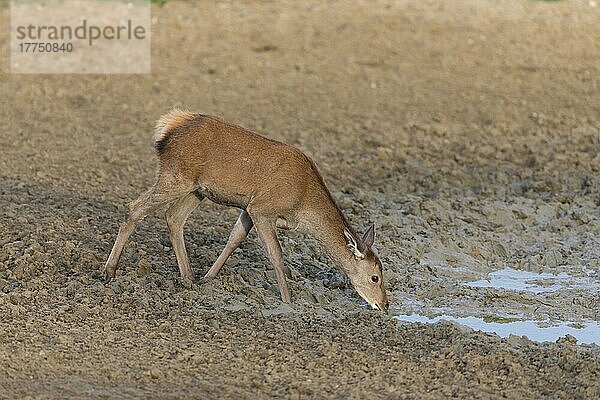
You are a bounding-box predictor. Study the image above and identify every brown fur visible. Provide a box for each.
[153,108,197,154]
[104,110,389,310]
[154,108,196,141]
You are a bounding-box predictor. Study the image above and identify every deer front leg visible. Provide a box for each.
[204,210,253,279]
[166,192,203,282]
[251,215,291,303]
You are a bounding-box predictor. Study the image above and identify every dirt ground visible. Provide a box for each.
[1,0,600,398]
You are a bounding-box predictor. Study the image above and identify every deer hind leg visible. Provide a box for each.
[204,210,253,279]
[166,192,203,282]
[250,214,291,303]
[103,180,194,280]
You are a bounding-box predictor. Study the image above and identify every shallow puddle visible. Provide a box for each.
[394,314,600,345]
[465,267,598,294]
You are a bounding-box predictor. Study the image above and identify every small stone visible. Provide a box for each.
[262,304,294,317]
[556,334,577,345]
[149,367,163,379]
[137,258,152,277]
[299,289,318,304]
[506,334,530,347]
[158,322,171,333]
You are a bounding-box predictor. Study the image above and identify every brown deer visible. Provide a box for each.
[103,109,389,311]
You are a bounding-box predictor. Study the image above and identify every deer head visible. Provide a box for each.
[344,224,389,311]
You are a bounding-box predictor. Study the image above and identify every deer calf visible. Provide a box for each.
[103,109,389,311]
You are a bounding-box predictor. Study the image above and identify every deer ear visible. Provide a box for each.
[344,229,365,260]
[362,224,375,248]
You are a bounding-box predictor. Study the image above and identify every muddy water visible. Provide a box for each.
[389,254,600,344]
[393,265,600,345]
[390,261,599,344]
[395,264,600,343]
[395,314,600,345]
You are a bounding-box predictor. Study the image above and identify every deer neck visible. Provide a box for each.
[300,191,358,275]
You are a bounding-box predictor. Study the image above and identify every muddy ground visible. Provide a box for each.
[1,0,600,398]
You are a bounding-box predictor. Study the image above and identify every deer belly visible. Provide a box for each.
[197,184,251,209]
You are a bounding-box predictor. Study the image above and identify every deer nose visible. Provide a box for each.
[371,301,388,312]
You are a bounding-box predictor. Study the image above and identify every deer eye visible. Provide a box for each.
[371,275,379,283]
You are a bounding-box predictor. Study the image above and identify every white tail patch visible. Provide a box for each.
[153,108,196,144]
